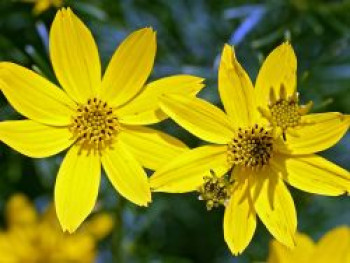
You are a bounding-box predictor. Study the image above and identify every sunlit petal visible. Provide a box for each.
[101,141,151,206]
[101,28,156,107]
[224,171,256,255]
[160,95,235,144]
[119,125,188,170]
[276,112,350,155]
[255,42,297,108]
[50,8,101,103]
[0,120,73,158]
[0,62,75,126]
[150,145,229,193]
[249,167,296,248]
[272,153,350,196]
[219,44,257,126]
[117,75,204,125]
[55,145,101,233]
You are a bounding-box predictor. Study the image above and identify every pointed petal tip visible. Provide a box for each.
[58,218,77,234]
[228,245,245,256]
[223,43,234,51]
[135,196,152,207]
[138,26,157,36]
[222,43,235,57]
[223,43,232,49]
[189,75,206,84]
[66,225,78,234]
[279,233,297,249]
[58,6,72,13]
[226,242,248,256]
[55,7,77,23]
[281,41,295,54]
[143,191,152,207]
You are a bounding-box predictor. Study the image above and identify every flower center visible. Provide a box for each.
[269,90,301,132]
[227,125,274,169]
[259,84,312,139]
[198,170,232,210]
[70,98,120,153]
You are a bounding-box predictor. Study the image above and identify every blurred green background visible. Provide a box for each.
[0,0,349,262]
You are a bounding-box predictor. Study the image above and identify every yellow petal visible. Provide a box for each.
[119,125,188,170]
[0,63,75,126]
[224,173,256,255]
[267,232,315,263]
[219,44,257,126]
[150,145,230,193]
[55,145,101,233]
[276,113,350,155]
[255,42,297,108]
[101,28,156,107]
[311,226,350,263]
[50,8,101,103]
[117,75,204,125]
[160,95,234,144]
[101,141,151,206]
[272,153,350,196]
[249,167,296,248]
[0,120,74,158]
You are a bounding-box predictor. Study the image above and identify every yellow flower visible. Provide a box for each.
[150,43,350,255]
[0,8,204,233]
[0,193,113,263]
[268,227,350,263]
[22,0,63,15]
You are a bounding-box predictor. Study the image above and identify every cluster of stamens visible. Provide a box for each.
[227,124,274,169]
[198,170,232,210]
[269,87,301,132]
[70,98,120,154]
[259,84,312,139]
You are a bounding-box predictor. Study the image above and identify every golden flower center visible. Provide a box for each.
[70,98,120,153]
[198,170,232,210]
[259,85,312,140]
[269,97,301,131]
[227,125,274,169]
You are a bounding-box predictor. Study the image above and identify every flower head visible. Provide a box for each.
[150,43,350,255]
[268,227,350,263]
[0,194,113,263]
[254,43,313,139]
[0,8,204,232]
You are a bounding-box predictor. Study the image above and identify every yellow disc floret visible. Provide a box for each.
[269,94,301,131]
[259,84,313,139]
[70,98,120,153]
[198,170,232,210]
[227,124,274,169]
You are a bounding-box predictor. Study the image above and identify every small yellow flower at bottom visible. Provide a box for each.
[150,43,350,255]
[0,8,204,233]
[0,194,113,263]
[268,227,350,263]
